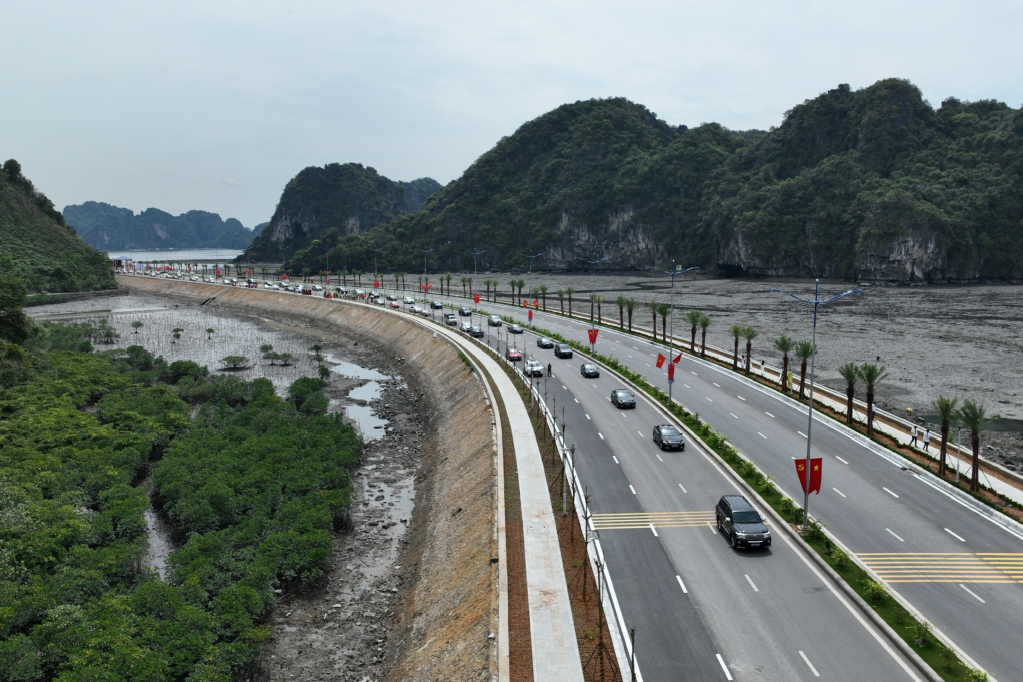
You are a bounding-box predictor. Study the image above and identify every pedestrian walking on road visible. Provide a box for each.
[547,363,552,377]
[910,424,918,448]
[923,428,931,453]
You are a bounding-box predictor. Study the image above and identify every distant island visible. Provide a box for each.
[64,201,266,251]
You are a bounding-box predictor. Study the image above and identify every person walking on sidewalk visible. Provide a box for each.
[910,424,918,448]
[923,428,931,453]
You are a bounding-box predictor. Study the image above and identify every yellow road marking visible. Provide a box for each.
[856,553,1023,584]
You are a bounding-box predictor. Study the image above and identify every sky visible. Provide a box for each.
[3,1,1021,227]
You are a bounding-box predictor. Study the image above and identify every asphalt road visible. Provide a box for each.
[410,288,1023,682]
[477,323,921,681]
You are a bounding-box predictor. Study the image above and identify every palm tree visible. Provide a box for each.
[205,327,214,340]
[517,279,526,299]
[461,276,468,297]
[685,310,703,353]
[933,395,959,478]
[794,341,816,398]
[957,400,989,492]
[483,279,492,300]
[773,335,795,392]
[398,272,406,290]
[648,300,660,341]
[615,294,627,329]
[530,286,541,308]
[539,284,549,311]
[729,324,744,369]
[657,302,671,342]
[566,287,576,317]
[625,297,638,332]
[131,320,144,334]
[556,289,565,313]
[858,363,889,438]
[698,313,711,357]
[467,277,474,296]
[508,279,517,304]
[838,362,859,424]
[741,326,759,374]
[445,273,453,295]
[589,292,599,322]
[596,295,603,323]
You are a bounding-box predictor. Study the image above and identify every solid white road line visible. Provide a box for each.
[798,431,807,438]
[765,412,775,418]
[945,528,966,542]
[799,651,821,677]
[716,653,734,680]
[613,456,620,464]
[835,456,849,464]
[737,395,745,401]
[629,485,637,495]
[745,574,759,592]
[598,432,604,440]
[960,584,986,603]
[707,522,717,534]
[886,528,905,542]
[676,575,688,593]
[883,487,900,498]
[730,413,738,418]
[650,523,659,537]
[585,414,591,420]
[678,484,687,493]
[656,454,664,462]
[833,488,847,498]
[758,432,768,439]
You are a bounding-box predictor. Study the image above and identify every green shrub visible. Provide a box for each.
[863,580,887,604]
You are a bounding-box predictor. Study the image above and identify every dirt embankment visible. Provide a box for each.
[118,277,499,681]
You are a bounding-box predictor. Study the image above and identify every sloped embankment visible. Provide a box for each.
[118,277,498,680]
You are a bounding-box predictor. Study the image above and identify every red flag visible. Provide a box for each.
[587,328,599,344]
[473,293,480,304]
[533,299,539,308]
[667,362,675,382]
[656,354,666,368]
[795,458,823,495]
[374,280,379,288]
[673,352,683,364]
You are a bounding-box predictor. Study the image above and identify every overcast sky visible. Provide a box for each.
[3,1,1021,227]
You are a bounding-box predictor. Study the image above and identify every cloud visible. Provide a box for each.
[222,177,242,188]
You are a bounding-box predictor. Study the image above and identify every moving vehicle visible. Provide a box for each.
[611,389,636,408]
[488,315,502,327]
[508,324,523,334]
[430,300,444,309]
[652,424,685,451]
[403,296,415,304]
[506,347,522,361]
[386,294,398,301]
[470,325,484,338]
[716,495,771,549]
[444,313,458,326]
[554,343,573,358]
[312,284,323,291]
[389,301,400,309]
[524,360,544,377]
[580,363,600,378]
[458,307,472,316]
[536,336,555,349]
[460,321,473,333]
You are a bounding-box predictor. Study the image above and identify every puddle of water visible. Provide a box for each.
[323,354,389,381]
[346,404,388,440]
[141,475,175,580]
[348,380,382,402]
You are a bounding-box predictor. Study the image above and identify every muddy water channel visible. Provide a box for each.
[29,294,423,680]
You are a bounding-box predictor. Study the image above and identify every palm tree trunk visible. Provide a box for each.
[619,306,624,329]
[799,360,808,399]
[627,309,633,332]
[845,384,854,424]
[866,387,875,437]
[732,337,739,369]
[745,340,752,375]
[597,301,602,324]
[652,310,658,342]
[781,355,790,393]
[700,328,707,358]
[939,422,949,477]
[690,326,697,353]
[970,430,980,491]
[568,296,573,317]
[661,315,667,341]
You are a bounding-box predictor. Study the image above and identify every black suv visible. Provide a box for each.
[715,495,771,550]
[554,343,573,358]
[652,425,685,451]
[470,325,485,338]
[458,307,472,316]
[611,389,636,409]
[580,363,600,378]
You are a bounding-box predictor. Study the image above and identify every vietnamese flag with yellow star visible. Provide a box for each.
[795,458,823,494]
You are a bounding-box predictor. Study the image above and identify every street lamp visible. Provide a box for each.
[520,251,545,275]
[467,248,485,276]
[577,255,611,353]
[421,248,433,276]
[772,279,861,528]
[646,262,699,403]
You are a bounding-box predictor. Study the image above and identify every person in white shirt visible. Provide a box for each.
[910,424,918,447]
[922,428,931,453]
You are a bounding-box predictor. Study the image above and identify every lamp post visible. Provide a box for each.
[646,262,699,403]
[772,279,861,528]
[467,248,485,276]
[577,255,610,353]
[520,251,545,275]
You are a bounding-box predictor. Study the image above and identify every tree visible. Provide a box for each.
[205,327,214,340]
[467,277,474,296]
[698,313,711,358]
[221,355,248,370]
[566,287,576,317]
[957,400,989,492]
[625,297,638,332]
[260,343,275,365]
[589,293,599,322]
[838,362,859,424]
[0,274,30,343]
[556,289,565,313]
[508,279,517,304]
[131,320,144,334]
[794,340,816,398]
[742,326,759,374]
[318,364,332,382]
[685,310,703,353]
[531,285,541,307]
[516,279,526,299]
[615,294,627,329]
[397,273,403,290]
[171,327,184,344]
[773,335,795,392]
[461,276,468,297]
[596,295,603,323]
[309,343,324,360]
[657,302,671,341]
[729,324,744,369]
[278,352,295,366]
[648,300,660,341]
[445,273,453,295]
[858,363,889,437]
[539,284,548,311]
[933,395,959,477]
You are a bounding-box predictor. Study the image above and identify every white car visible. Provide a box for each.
[524,360,544,377]
[403,296,415,305]
[313,284,323,291]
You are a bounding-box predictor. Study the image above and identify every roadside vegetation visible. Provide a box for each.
[0,295,360,680]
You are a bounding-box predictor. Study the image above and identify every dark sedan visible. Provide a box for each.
[470,325,485,338]
[611,389,636,409]
[536,336,555,349]
[554,343,573,359]
[653,424,685,451]
[508,324,523,334]
[430,300,444,309]
[458,307,472,316]
[580,363,600,378]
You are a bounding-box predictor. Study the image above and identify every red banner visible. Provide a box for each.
[673,352,683,364]
[656,354,666,368]
[795,458,823,495]
[587,328,598,344]
[668,362,675,382]
[533,299,539,308]
[528,309,533,321]
[522,299,528,308]
[473,293,480,304]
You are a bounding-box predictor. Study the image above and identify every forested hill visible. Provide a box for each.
[64,201,259,251]
[285,79,1023,282]
[240,163,441,263]
[0,160,115,292]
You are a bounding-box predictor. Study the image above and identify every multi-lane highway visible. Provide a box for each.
[412,287,1022,681]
